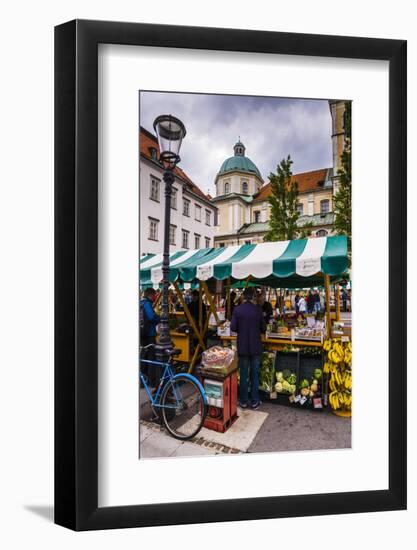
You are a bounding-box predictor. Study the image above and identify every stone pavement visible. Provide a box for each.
[139,405,268,458]
[140,422,221,458]
[139,402,351,459]
[248,402,351,453]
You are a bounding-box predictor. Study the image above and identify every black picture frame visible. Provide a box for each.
[55,19,407,531]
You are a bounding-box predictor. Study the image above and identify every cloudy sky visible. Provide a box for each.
[140,91,332,196]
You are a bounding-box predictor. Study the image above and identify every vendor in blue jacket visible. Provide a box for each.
[140,288,161,387]
[230,287,266,409]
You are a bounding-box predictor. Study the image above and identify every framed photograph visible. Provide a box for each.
[55,20,406,530]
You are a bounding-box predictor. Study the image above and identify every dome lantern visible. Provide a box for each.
[234,139,245,157]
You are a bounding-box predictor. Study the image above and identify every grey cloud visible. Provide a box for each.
[140,91,333,195]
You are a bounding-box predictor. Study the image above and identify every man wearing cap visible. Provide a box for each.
[230,287,266,410]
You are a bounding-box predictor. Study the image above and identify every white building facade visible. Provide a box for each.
[140,127,217,256]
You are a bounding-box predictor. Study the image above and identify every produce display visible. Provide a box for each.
[294,368,323,406]
[266,313,324,341]
[275,369,296,394]
[323,338,352,415]
[259,352,276,393]
[294,326,323,340]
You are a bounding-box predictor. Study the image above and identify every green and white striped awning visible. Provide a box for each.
[189,235,348,282]
[140,236,348,286]
[140,248,213,285]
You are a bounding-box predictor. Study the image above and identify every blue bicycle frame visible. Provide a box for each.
[140,359,207,409]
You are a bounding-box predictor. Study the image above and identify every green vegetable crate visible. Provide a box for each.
[259,350,326,410]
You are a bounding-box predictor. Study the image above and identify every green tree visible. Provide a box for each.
[333,102,352,250]
[297,221,313,239]
[264,155,300,242]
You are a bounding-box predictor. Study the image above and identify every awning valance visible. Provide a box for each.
[139,235,349,286]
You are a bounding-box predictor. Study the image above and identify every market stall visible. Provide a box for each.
[139,236,351,414]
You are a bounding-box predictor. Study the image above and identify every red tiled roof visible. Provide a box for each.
[253,168,329,202]
[140,127,212,204]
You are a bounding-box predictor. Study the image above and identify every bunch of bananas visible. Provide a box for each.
[323,338,352,414]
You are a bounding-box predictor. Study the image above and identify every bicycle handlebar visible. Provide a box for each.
[140,344,181,358]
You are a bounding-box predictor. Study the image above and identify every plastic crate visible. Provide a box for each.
[299,352,323,381]
[274,351,299,373]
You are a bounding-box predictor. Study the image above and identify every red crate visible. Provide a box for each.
[202,370,238,433]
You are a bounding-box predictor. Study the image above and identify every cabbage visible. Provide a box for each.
[287,373,296,384]
[276,371,284,382]
[299,379,310,389]
[314,368,322,380]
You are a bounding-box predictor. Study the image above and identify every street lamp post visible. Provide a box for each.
[153,114,186,363]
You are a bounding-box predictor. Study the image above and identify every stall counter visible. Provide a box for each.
[220,335,323,351]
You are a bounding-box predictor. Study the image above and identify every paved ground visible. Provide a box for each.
[140,423,221,458]
[248,402,351,453]
[139,399,351,458]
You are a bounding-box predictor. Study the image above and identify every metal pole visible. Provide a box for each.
[154,168,175,362]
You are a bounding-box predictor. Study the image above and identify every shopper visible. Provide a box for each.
[341,288,348,312]
[294,292,300,314]
[262,297,274,323]
[307,291,315,314]
[313,290,321,313]
[230,287,266,410]
[140,288,161,388]
[298,294,307,315]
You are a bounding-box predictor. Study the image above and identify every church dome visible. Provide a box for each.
[218,140,262,179]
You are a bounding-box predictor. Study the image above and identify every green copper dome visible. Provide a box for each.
[218,155,262,178]
[218,140,262,179]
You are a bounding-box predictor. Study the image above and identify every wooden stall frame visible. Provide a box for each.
[335,283,341,321]
[172,281,206,350]
[324,274,332,339]
[171,280,225,373]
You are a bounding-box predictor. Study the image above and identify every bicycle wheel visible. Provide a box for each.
[160,375,207,440]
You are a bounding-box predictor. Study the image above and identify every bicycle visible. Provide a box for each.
[140,344,208,440]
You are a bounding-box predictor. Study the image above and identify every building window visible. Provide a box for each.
[297,203,304,215]
[169,224,176,245]
[316,229,328,237]
[320,199,330,214]
[253,210,260,223]
[224,182,230,195]
[183,198,190,216]
[195,204,201,221]
[170,188,177,209]
[148,218,159,241]
[194,234,200,249]
[218,242,225,248]
[182,230,189,249]
[244,240,251,245]
[150,176,160,202]
[205,237,210,248]
[242,181,248,194]
[149,147,158,160]
[205,209,211,226]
